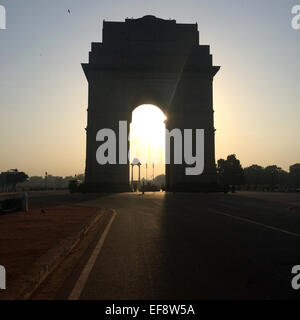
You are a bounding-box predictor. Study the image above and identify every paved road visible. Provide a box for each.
[41,191,300,300]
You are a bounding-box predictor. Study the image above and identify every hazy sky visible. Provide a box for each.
[0,0,299,177]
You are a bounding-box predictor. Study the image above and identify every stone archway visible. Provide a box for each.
[82,15,220,192]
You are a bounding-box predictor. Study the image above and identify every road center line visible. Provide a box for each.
[68,209,117,300]
[210,209,300,238]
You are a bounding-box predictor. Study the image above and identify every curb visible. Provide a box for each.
[2,209,106,300]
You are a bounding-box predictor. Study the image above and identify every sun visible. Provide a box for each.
[130,104,166,179]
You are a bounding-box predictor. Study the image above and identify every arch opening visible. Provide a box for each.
[129,104,166,190]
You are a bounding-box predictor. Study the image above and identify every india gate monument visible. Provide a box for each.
[82,16,220,192]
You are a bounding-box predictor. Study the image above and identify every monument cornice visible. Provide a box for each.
[82,63,220,78]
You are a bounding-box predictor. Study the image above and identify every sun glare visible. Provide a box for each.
[130,104,166,180]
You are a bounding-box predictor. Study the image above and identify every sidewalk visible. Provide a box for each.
[0,204,103,299]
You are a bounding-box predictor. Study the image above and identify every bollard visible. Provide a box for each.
[22,192,28,212]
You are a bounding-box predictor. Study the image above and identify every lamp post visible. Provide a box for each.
[152,163,154,182]
[45,171,48,190]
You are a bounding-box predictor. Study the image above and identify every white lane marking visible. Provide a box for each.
[210,209,300,238]
[68,210,117,300]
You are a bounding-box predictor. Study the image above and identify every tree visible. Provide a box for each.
[264,165,282,191]
[153,174,165,188]
[289,163,300,188]
[244,164,264,190]
[0,169,28,192]
[217,154,244,192]
[0,173,6,192]
[76,174,85,182]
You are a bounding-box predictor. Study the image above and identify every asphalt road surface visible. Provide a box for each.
[35,191,300,299]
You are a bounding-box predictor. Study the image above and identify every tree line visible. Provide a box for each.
[0,170,84,192]
[217,154,300,192]
[1,156,300,193]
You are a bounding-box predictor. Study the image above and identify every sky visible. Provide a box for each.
[0,0,299,177]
